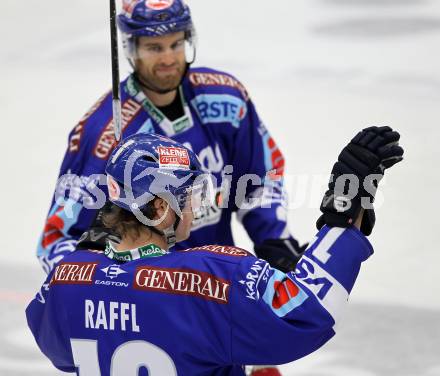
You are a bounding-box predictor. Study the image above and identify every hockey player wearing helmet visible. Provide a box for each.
[117,0,196,96]
[37,0,305,278]
[104,133,214,250]
[35,2,303,373]
[27,130,404,375]
[36,4,304,373]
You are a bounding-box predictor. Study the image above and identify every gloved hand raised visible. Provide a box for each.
[317,126,404,235]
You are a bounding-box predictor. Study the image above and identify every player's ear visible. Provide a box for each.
[152,198,170,224]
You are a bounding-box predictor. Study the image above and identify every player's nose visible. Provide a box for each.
[159,49,177,66]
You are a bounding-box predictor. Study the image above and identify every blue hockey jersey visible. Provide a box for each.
[27,225,373,375]
[37,67,290,273]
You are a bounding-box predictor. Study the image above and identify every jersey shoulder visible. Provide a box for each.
[173,246,273,305]
[55,249,108,266]
[65,76,144,161]
[66,90,113,156]
[175,245,256,273]
[186,66,250,101]
[48,250,111,285]
[179,244,253,259]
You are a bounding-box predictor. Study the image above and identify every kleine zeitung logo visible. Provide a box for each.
[158,146,190,169]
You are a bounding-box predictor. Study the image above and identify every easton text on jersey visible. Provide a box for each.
[134,266,230,304]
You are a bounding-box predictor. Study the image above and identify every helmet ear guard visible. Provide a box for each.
[120,33,137,65]
[184,28,197,64]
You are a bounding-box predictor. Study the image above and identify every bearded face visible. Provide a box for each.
[134,32,187,93]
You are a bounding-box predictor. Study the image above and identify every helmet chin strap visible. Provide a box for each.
[141,198,182,249]
[162,216,181,249]
[147,212,181,249]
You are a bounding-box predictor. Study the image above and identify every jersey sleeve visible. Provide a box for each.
[25,270,75,373]
[230,91,291,245]
[37,95,110,274]
[229,225,373,365]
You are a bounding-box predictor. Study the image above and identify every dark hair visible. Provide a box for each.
[102,202,157,241]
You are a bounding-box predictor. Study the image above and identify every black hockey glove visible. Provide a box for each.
[254,238,308,273]
[317,126,404,236]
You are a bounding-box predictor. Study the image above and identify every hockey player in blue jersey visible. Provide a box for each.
[37,0,305,288]
[27,128,403,375]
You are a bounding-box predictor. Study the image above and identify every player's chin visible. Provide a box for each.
[154,73,183,89]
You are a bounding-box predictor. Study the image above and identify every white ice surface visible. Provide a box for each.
[1,0,439,375]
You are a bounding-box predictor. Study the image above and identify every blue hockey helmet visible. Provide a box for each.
[105,133,213,246]
[117,0,195,62]
[118,0,193,37]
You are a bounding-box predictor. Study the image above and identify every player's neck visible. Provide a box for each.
[143,87,178,107]
[116,228,168,252]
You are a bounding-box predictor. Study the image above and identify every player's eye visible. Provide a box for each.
[171,40,185,51]
[139,44,162,53]
[147,45,163,53]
